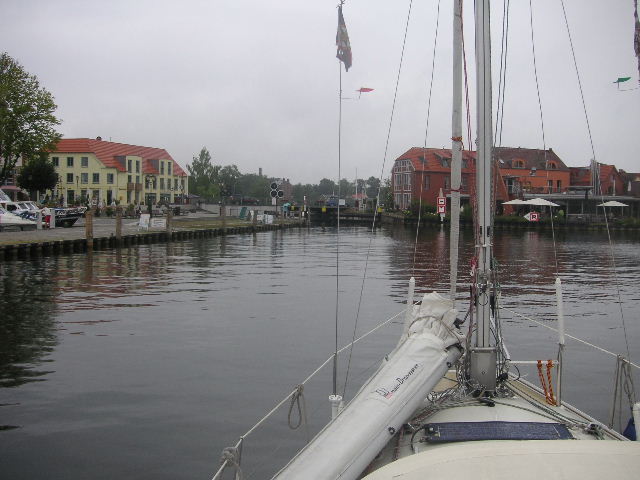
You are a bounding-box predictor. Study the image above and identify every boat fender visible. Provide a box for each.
[622,417,636,441]
[388,427,396,435]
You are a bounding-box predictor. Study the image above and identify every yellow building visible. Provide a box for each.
[48,137,188,206]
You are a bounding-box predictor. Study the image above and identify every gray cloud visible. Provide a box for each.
[2,0,638,184]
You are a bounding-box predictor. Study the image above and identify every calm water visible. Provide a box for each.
[1,225,639,479]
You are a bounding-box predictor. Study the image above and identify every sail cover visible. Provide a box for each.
[272,292,464,480]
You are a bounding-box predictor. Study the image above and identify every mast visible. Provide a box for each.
[449,0,463,304]
[471,0,497,390]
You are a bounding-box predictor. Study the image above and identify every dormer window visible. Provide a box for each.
[441,158,450,167]
[547,162,557,169]
[513,159,525,169]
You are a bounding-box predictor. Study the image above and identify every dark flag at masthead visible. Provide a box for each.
[336,5,352,71]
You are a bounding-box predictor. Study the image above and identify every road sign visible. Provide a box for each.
[437,205,446,214]
[437,196,446,206]
[524,212,539,222]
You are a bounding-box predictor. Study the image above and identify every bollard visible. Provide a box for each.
[166,209,172,235]
[116,206,122,244]
[85,210,94,249]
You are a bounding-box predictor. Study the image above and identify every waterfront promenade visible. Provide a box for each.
[0,212,301,260]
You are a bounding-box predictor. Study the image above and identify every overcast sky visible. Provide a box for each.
[2,0,638,184]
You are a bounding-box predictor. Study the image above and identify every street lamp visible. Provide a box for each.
[144,174,156,215]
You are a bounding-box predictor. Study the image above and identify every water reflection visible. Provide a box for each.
[0,262,58,389]
[0,226,637,479]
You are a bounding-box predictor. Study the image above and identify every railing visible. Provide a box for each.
[211,304,639,479]
[210,309,405,480]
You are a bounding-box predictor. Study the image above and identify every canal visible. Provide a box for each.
[1,225,639,479]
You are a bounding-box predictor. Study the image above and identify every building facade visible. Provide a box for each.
[48,137,188,206]
[391,147,571,210]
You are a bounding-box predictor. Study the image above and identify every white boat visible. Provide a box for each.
[0,206,37,231]
[214,2,640,478]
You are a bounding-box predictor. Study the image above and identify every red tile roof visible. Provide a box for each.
[52,138,187,176]
[395,147,568,172]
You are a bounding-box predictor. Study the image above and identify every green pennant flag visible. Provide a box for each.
[614,77,631,83]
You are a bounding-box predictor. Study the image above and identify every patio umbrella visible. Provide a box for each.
[502,199,526,205]
[597,201,628,207]
[526,198,560,207]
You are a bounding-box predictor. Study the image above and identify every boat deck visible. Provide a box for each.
[360,371,635,479]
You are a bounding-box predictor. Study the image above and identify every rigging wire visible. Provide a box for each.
[494,0,510,147]
[414,0,443,274]
[527,0,560,276]
[333,56,343,398]
[342,0,415,399]
[559,0,633,369]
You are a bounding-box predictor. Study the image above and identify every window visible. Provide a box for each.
[168,162,172,175]
[424,175,430,190]
[128,175,132,184]
[67,157,74,167]
[174,179,178,190]
[66,173,74,183]
[404,193,411,207]
[160,178,165,190]
[136,175,140,184]
[403,173,411,189]
[52,156,59,167]
[441,158,450,167]
[557,180,562,190]
[160,162,164,175]
[547,180,553,192]
[107,173,114,184]
[547,162,557,169]
[444,177,451,189]
[462,159,468,169]
[92,173,100,184]
[81,156,89,167]
[81,173,88,184]
[136,160,140,173]
[128,159,132,173]
[394,174,401,191]
[513,159,525,169]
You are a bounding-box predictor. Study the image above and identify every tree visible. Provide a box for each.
[366,176,381,198]
[216,164,241,202]
[0,53,61,184]
[187,147,219,201]
[16,152,58,199]
[317,178,336,195]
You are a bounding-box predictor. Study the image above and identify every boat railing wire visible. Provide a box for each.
[502,306,640,371]
[211,309,405,480]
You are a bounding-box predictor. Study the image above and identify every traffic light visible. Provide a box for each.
[270,181,283,199]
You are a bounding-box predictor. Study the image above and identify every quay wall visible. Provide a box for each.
[0,222,301,262]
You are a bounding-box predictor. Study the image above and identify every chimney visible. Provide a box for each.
[96,136,102,141]
[259,167,263,176]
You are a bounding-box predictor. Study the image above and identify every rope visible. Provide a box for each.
[218,446,244,480]
[536,360,554,405]
[413,0,442,274]
[287,384,310,442]
[546,359,556,405]
[342,0,414,399]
